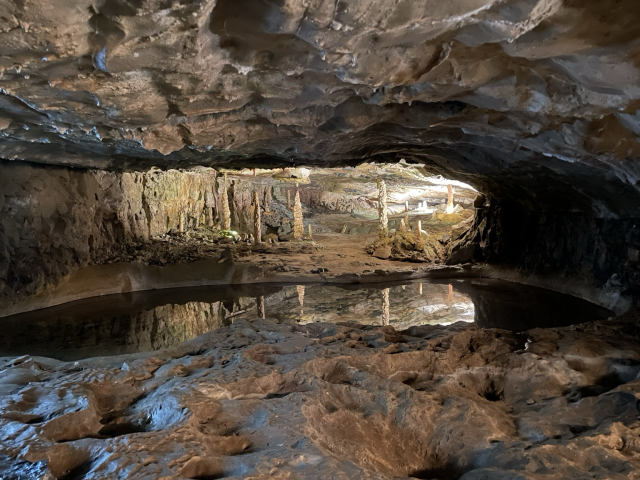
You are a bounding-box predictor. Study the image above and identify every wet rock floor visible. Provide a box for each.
[2,308,640,479]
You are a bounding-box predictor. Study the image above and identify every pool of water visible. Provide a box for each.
[0,279,613,361]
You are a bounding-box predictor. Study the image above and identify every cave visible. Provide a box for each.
[2,1,640,478]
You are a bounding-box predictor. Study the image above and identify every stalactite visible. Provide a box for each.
[418,282,423,295]
[221,185,231,230]
[446,184,455,214]
[381,288,390,326]
[417,220,422,240]
[253,190,262,244]
[257,296,265,318]
[377,179,388,238]
[178,213,184,233]
[286,189,291,210]
[293,190,303,240]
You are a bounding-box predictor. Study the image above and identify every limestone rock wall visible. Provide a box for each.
[0,161,219,302]
[448,199,640,309]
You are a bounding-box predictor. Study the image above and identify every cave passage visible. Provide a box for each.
[3,0,640,477]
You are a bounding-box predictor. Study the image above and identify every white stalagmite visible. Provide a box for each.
[293,190,303,240]
[404,212,410,231]
[405,200,409,212]
[377,179,388,238]
[221,185,231,230]
[253,190,262,244]
[417,220,422,240]
[446,184,455,214]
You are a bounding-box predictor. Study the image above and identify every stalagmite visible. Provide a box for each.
[178,213,184,233]
[446,184,455,214]
[286,190,291,210]
[252,190,262,244]
[221,185,231,230]
[341,224,347,234]
[417,220,422,240]
[398,219,407,233]
[264,187,272,214]
[293,190,303,240]
[382,288,390,326]
[377,179,388,238]
[257,296,265,318]
[308,224,313,240]
[418,282,423,295]
[404,212,410,231]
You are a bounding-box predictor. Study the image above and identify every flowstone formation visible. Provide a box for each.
[2,311,640,479]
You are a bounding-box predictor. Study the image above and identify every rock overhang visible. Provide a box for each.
[0,0,640,216]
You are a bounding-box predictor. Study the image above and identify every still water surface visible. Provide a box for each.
[0,279,613,361]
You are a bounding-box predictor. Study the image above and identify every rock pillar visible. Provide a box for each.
[377,179,388,238]
[293,190,304,240]
[253,190,262,244]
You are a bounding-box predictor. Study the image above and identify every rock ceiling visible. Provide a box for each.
[1,0,640,215]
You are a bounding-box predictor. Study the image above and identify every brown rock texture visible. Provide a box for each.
[2,313,640,479]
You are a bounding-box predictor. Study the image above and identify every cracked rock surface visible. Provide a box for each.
[2,313,640,479]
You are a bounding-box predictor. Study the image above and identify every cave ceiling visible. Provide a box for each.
[1,0,640,215]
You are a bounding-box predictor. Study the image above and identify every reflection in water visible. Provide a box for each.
[0,279,613,361]
[257,295,265,319]
[382,288,390,325]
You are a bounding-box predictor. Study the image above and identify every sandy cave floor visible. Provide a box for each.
[100,212,467,280]
[2,310,640,479]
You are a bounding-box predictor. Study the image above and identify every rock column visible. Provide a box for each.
[293,189,304,240]
[252,190,262,244]
[221,185,231,230]
[377,179,388,238]
[446,184,455,214]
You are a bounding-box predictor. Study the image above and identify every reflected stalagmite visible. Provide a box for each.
[448,284,453,305]
[221,185,231,230]
[446,184,455,215]
[377,179,388,238]
[286,189,291,210]
[381,288,390,325]
[405,200,409,212]
[297,285,305,318]
[293,189,303,240]
[253,191,262,244]
[418,282,423,295]
[257,296,265,318]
